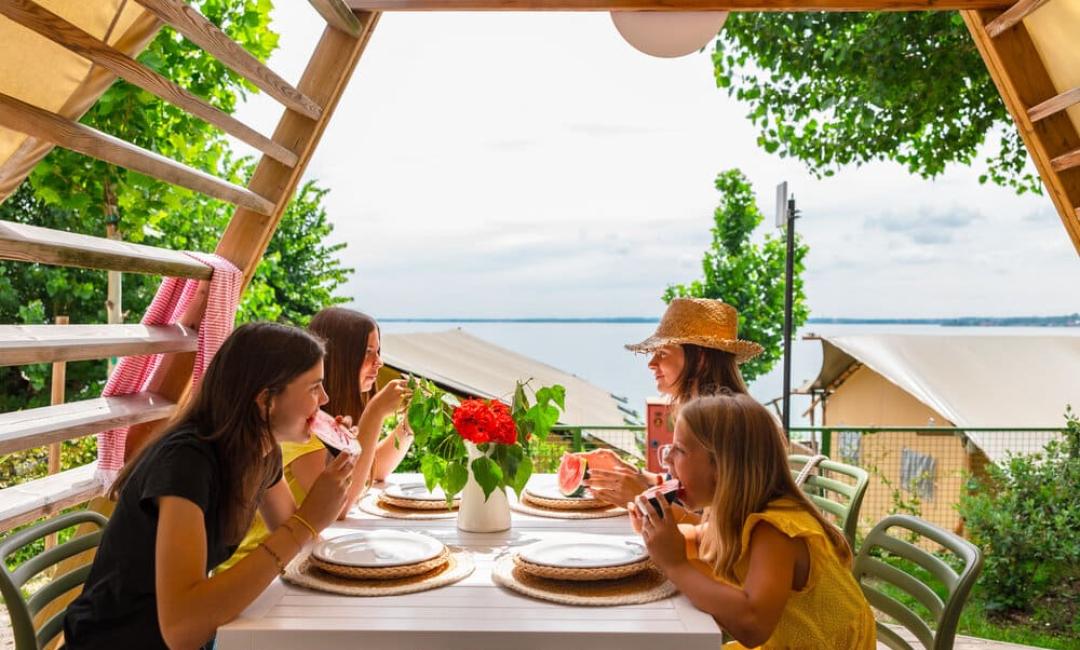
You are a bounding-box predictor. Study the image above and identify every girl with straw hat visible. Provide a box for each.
[585,297,764,507]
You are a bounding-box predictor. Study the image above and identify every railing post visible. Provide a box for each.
[571,428,584,453]
[45,315,68,550]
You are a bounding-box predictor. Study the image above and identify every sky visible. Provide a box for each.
[230,6,1080,319]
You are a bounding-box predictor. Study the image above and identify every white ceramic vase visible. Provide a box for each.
[456,442,511,533]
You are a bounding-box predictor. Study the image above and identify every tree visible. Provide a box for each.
[0,0,352,485]
[663,169,809,383]
[713,13,1039,195]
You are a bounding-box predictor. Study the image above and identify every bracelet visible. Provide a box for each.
[279,520,305,549]
[289,513,318,539]
[258,542,286,575]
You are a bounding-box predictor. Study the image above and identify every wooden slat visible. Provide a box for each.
[123,17,381,458]
[1051,146,1080,173]
[1028,87,1080,123]
[0,0,297,167]
[0,324,197,367]
[342,0,1010,10]
[134,0,323,120]
[0,464,102,533]
[0,392,176,456]
[0,92,276,215]
[308,0,365,36]
[984,0,1050,37]
[0,221,213,279]
[963,9,1080,254]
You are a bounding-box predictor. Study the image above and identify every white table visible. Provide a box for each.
[217,474,722,650]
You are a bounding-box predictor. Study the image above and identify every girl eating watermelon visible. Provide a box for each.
[219,307,412,570]
[630,391,876,649]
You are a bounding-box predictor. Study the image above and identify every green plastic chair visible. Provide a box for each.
[788,454,869,549]
[0,511,108,650]
[853,514,983,650]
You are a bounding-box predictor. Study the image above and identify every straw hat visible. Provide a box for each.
[625,298,764,363]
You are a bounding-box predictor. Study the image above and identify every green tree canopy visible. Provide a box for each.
[664,169,809,383]
[713,13,1038,195]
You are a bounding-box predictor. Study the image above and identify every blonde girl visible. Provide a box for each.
[630,392,875,649]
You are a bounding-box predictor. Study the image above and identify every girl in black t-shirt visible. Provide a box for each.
[65,322,356,650]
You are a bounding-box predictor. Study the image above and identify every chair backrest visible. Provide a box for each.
[0,511,108,650]
[788,454,869,548]
[853,514,983,650]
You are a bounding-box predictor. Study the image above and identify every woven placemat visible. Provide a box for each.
[284,548,474,597]
[379,492,460,511]
[522,491,608,510]
[513,554,654,582]
[311,546,450,580]
[357,493,457,520]
[492,555,676,606]
[511,498,626,520]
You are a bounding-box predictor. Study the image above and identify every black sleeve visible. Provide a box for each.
[139,440,215,514]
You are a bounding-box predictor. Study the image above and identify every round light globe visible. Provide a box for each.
[610,11,729,58]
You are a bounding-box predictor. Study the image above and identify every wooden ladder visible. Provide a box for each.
[963,0,1080,254]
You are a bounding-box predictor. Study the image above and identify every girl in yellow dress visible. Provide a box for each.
[630,391,876,649]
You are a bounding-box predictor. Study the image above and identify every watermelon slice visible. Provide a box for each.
[579,449,620,472]
[557,453,588,497]
[311,410,360,456]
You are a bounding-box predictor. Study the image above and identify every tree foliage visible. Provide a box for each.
[664,169,809,383]
[713,13,1039,195]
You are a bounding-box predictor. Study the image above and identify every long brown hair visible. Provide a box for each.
[307,307,379,425]
[679,392,851,582]
[110,322,325,542]
[671,344,748,406]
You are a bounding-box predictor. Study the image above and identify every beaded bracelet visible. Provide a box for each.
[259,542,286,575]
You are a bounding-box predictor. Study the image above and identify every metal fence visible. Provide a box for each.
[552,424,1068,540]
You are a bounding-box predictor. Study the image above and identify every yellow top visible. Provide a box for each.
[686,497,876,650]
[216,433,327,571]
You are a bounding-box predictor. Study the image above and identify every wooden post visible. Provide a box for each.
[104,180,121,375]
[44,315,68,550]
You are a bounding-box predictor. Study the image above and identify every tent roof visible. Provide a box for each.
[381,328,641,456]
[0,1,161,199]
[808,333,1080,462]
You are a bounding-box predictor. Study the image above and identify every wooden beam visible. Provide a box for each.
[134,0,323,120]
[120,16,381,459]
[963,9,1080,254]
[0,92,276,215]
[1028,87,1080,123]
[0,324,197,367]
[0,0,297,167]
[1051,147,1080,173]
[0,464,102,533]
[0,221,213,279]
[985,0,1050,37]
[0,392,176,456]
[342,0,1010,10]
[308,0,364,36]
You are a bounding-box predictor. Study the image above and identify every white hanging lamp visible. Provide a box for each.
[610,11,729,59]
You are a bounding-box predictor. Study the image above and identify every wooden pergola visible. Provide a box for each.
[0,0,1077,547]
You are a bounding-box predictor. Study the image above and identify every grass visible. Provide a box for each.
[869,550,1080,650]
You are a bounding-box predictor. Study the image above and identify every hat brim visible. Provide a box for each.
[624,335,764,364]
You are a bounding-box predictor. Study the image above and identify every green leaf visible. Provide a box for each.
[420,454,446,493]
[508,452,532,498]
[443,461,469,503]
[470,456,503,501]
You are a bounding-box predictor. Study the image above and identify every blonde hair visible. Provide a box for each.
[679,392,852,582]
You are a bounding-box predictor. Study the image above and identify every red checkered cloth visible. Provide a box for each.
[96,253,242,486]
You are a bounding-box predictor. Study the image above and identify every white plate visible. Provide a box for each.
[384,482,458,502]
[518,535,647,568]
[524,477,592,501]
[312,530,445,567]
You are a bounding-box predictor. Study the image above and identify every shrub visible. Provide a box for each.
[959,408,1080,619]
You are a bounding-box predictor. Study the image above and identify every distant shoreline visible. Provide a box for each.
[380,315,1080,327]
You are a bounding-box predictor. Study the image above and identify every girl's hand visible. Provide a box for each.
[367,379,411,419]
[627,500,644,534]
[585,467,651,507]
[635,494,687,573]
[296,452,356,532]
